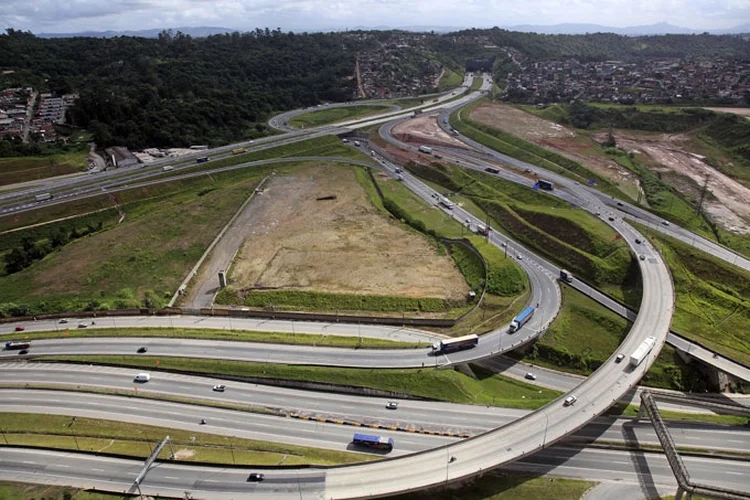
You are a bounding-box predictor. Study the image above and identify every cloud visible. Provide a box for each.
[0,0,746,34]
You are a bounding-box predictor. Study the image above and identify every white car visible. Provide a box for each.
[386,401,398,410]
[564,395,577,406]
[615,353,625,363]
[525,372,537,380]
[59,319,68,324]
[212,384,226,392]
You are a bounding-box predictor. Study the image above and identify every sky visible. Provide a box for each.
[0,0,748,34]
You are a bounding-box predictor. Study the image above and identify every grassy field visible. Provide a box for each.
[0,482,139,500]
[0,413,372,466]
[636,223,750,369]
[437,67,464,92]
[521,286,705,391]
[288,105,392,128]
[10,327,422,349]
[470,76,483,92]
[0,148,88,186]
[49,356,563,409]
[393,472,596,500]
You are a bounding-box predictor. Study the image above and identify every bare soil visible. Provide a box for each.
[392,113,470,149]
[610,132,750,234]
[229,164,468,300]
[469,102,639,191]
[704,107,750,120]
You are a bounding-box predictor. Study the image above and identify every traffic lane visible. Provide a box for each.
[0,390,453,454]
[0,315,442,343]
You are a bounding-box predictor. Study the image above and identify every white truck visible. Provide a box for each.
[418,145,432,154]
[438,197,453,210]
[630,336,657,367]
[35,193,53,202]
[162,166,174,172]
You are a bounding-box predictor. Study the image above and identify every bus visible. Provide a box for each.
[196,157,209,163]
[536,179,554,191]
[352,433,394,452]
[485,167,500,174]
[232,148,246,155]
[432,334,479,354]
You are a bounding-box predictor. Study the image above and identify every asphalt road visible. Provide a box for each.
[1,445,747,500]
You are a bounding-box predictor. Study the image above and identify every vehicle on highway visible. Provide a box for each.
[213,384,226,392]
[418,145,433,154]
[137,346,148,353]
[438,197,453,210]
[134,373,151,383]
[635,238,642,244]
[18,349,28,355]
[617,202,624,206]
[559,269,573,283]
[608,216,615,221]
[662,220,670,226]
[386,401,398,410]
[615,353,625,363]
[630,336,657,367]
[535,179,554,191]
[5,341,30,350]
[485,167,500,174]
[564,395,578,406]
[14,325,24,331]
[231,148,246,155]
[195,157,209,163]
[78,322,88,328]
[640,255,646,261]
[509,306,535,333]
[525,372,536,380]
[247,472,265,482]
[516,253,522,260]
[59,319,68,324]
[431,334,479,354]
[352,433,394,452]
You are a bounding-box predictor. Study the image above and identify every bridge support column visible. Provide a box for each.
[636,403,648,421]
[674,486,684,500]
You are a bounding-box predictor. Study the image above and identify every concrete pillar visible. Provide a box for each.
[674,486,684,500]
[636,404,647,421]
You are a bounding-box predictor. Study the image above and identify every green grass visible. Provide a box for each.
[48,356,563,409]
[0,147,88,186]
[437,67,464,92]
[469,76,483,92]
[614,405,748,426]
[635,222,750,369]
[0,481,141,500]
[393,472,596,500]
[0,413,372,466]
[288,105,392,128]
[9,327,421,349]
[522,286,705,391]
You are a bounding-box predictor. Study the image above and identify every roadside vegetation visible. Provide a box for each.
[48,356,563,409]
[288,105,392,128]
[392,473,596,500]
[436,67,464,92]
[469,76,483,92]
[636,222,750,370]
[519,286,708,392]
[0,413,373,466]
[0,146,88,186]
[9,327,421,349]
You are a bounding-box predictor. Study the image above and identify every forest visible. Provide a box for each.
[0,27,748,151]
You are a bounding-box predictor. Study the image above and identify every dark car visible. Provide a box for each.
[247,472,264,482]
[14,326,24,332]
[18,349,28,355]
[635,238,642,244]
[608,216,615,222]
[137,346,148,353]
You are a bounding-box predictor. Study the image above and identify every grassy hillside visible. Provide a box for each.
[0,147,88,186]
[288,105,392,128]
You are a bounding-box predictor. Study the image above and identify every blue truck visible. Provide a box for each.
[509,306,535,333]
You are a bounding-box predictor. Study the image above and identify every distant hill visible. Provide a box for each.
[38,26,236,38]
[505,22,750,36]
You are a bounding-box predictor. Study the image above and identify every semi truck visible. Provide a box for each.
[418,145,433,154]
[560,269,573,283]
[432,334,479,354]
[475,224,490,236]
[35,193,53,202]
[438,197,453,210]
[509,306,535,333]
[5,341,30,350]
[630,336,657,367]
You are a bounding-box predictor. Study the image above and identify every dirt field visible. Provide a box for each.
[469,102,640,193]
[229,164,468,300]
[610,132,750,234]
[392,113,470,149]
[705,107,750,120]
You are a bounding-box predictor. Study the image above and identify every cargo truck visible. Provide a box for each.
[559,269,573,283]
[432,334,479,354]
[438,197,453,210]
[231,148,246,155]
[485,167,500,174]
[475,224,490,236]
[509,306,535,333]
[35,193,53,202]
[5,341,30,350]
[630,336,656,367]
[162,166,174,172]
[418,145,432,154]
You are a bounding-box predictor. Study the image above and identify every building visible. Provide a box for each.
[105,146,139,168]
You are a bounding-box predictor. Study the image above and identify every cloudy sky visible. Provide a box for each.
[0,0,748,34]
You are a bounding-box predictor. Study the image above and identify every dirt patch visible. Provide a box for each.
[704,107,750,120]
[173,449,195,460]
[392,113,470,150]
[469,102,637,191]
[229,164,468,300]
[613,132,750,234]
